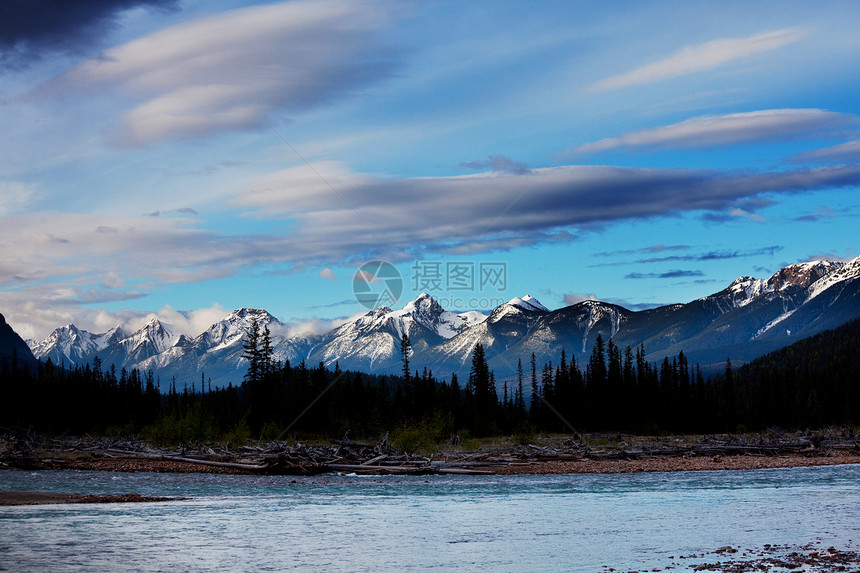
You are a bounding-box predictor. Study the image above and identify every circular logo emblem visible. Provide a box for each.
[353,261,403,309]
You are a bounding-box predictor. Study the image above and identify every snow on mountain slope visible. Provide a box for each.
[25,256,860,387]
[487,300,630,375]
[715,259,843,309]
[425,295,550,373]
[195,308,281,352]
[29,324,127,366]
[121,318,179,357]
[386,293,484,339]
[807,255,860,301]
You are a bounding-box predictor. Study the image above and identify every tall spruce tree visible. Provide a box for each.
[400,333,411,383]
[243,318,262,384]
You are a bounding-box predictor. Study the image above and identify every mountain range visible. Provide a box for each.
[20,255,860,392]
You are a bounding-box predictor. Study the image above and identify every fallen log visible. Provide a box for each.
[436,467,496,475]
[104,449,268,472]
[327,463,433,475]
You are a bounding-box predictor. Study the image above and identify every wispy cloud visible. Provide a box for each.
[793,139,860,163]
[37,0,396,145]
[2,162,857,312]
[567,109,853,155]
[625,269,705,280]
[793,205,839,222]
[0,211,293,294]
[587,28,807,91]
[590,246,783,267]
[460,155,530,174]
[595,245,691,257]
[236,162,860,266]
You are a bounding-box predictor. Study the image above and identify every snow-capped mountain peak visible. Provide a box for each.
[514,294,549,312]
[387,293,479,339]
[96,325,128,348]
[491,294,550,321]
[25,254,860,391]
[767,260,842,292]
[198,308,281,351]
[27,322,128,366]
[715,259,844,309]
[807,255,860,301]
[121,317,181,357]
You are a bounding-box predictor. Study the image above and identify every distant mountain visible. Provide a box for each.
[422,295,550,376]
[0,313,38,373]
[28,323,127,368]
[298,292,486,375]
[136,308,281,391]
[503,257,860,373]
[26,256,860,390]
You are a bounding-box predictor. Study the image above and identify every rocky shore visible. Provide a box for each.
[2,430,859,477]
[0,491,184,506]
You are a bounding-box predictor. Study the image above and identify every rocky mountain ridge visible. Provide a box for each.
[23,256,860,390]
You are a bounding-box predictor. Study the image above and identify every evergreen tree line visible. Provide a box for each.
[1,319,857,442]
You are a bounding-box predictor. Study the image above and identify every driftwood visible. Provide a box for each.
[1,428,858,476]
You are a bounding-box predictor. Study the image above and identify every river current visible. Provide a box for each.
[1,464,859,571]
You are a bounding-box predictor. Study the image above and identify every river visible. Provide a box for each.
[1,464,859,571]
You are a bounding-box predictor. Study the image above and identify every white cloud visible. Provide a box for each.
[0,181,38,216]
[41,0,395,145]
[729,208,767,222]
[319,267,337,282]
[0,292,228,341]
[562,293,599,306]
[0,210,308,326]
[280,314,356,339]
[588,28,807,92]
[567,109,853,154]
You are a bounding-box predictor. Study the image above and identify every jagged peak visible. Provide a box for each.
[729,276,755,287]
[213,308,281,330]
[397,293,446,319]
[765,259,842,291]
[504,295,549,313]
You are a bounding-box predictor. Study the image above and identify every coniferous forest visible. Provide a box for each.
[1,318,858,443]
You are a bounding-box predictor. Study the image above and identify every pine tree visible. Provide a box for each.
[243,318,262,384]
[516,358,525,412]
[261,323,273,379]
[401,333,411,383]
[530,352,539,412]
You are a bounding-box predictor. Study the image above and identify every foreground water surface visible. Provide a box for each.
[1,464,859,571]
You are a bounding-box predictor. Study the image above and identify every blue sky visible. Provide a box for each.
[1,0,859,340]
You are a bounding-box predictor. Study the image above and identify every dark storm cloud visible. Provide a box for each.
[0,0,178,71]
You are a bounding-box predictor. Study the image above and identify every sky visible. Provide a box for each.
[1,0,859,341]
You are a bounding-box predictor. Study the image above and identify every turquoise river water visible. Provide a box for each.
[1,464,859,571]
